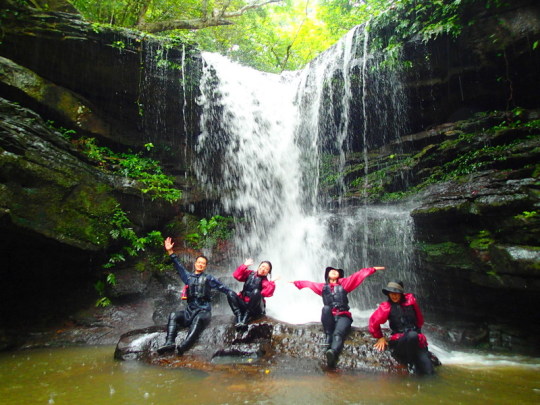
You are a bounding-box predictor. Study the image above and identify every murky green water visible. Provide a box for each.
[0,346,539,405]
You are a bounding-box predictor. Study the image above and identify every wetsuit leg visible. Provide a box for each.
[245,289,264,322]
[176,310,211,355]
[227,292,245,325]
[321,305,335,348]
[392,331,434,374]
[415,347,435,375]
[330,315,352,355]
[157,311,186,354]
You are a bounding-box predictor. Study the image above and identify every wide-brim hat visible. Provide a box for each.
[382,281,404,295]
[325,266,344,281]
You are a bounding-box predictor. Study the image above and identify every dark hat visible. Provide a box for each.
[325,266,344,281]
[382,281,404,295]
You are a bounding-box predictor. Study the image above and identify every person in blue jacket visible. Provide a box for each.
[157,237,236,355]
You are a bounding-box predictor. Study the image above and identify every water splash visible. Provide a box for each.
[196,26,413,323]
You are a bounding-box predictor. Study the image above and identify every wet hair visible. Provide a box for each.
[195,255,209,265]
[259,261,272,273]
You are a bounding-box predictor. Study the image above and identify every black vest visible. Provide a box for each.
[388,302,418,334]
[186,273,211,301]
[241,272,263,296]
[322,284,350,311]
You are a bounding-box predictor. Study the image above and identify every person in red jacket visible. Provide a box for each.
[369,281,436,375]
[291,265,385,368]
[227,258,276,330]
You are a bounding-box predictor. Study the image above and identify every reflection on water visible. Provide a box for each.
[0,346,539,404]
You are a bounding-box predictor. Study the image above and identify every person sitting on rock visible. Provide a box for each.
[157,237,236,355]
[369,281,437,375]
[227,258,276,330]
[291,265,385,368]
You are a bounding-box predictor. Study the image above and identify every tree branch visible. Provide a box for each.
[138,18,234,33]
[136,0,283,33]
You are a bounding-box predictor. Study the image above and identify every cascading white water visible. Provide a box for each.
[196,26,417,324]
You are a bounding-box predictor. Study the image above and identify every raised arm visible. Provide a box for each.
[164,237,190,284]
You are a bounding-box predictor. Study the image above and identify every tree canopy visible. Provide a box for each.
[21,1,498,72]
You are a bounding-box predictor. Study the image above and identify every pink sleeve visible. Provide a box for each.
[368,302,390,338]
[232,264,250,282]
[261,279,276,298]
[340,267,376,292]
[293,280,324,296]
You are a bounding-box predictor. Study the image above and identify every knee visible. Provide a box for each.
[198,311,211,324]
[322,305,332,316]
[168,312,179,322]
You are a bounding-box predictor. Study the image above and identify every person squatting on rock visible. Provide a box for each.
[227,258,276,330]
[291,265,385,368]
[369,281,436,375]
[157,237,236,355]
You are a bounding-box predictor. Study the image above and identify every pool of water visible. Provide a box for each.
[0,345,539,404]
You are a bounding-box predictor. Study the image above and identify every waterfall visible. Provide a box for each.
[196,26,417,324]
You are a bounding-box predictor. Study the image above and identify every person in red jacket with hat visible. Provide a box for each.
[369,281,437,375]
[291,265,385,368]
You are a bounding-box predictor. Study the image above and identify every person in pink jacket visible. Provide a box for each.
[227,258,276,330]
[291,265,385,368]
[369,281,436,375]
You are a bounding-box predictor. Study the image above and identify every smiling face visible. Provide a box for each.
[388,292,402,303]
[257,262,271,276]
[327,269,341,283]
[194,256,208,273]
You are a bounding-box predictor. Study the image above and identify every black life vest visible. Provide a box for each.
[322,283,349,311]
[388,302,418,334]
[241,272,263,297]
[186,273,211,301]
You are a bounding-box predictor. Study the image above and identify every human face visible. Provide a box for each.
[194,257,208,273]
[388,292,402,303]
[257,262,271,276]
[328,269,340,282]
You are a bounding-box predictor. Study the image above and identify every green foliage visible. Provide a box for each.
[66,0,505,72]
[95,204,164,307]
[104,205,164,269]
[468,230,494,251]
[110,40,126,49]
[185,215,235,250]
[69,136,181,203]
[514,211,538,221]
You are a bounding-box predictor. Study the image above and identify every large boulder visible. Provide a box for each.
[114,316,407,374]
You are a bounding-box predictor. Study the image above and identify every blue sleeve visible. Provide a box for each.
[206,274,233,295]
[169,254,190,284]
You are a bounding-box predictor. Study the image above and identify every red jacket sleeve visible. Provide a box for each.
[261,278,276,298]
[340,267,377,292]
[293,280,324,296]
[232,264,251,282]
[369,301,391,339]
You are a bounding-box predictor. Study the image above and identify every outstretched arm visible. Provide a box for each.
[290,280,324,296]
[341,266,385,292]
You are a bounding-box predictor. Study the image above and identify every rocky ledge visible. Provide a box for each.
[113,315,421,375]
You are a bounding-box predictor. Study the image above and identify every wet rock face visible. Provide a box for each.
[114,316,402,374]
[0,6,202,169]
[402,0,540,134]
